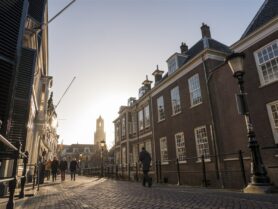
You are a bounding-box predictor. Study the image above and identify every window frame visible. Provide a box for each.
[170,86,182,115]
[175,132,186,163]
[157,96,165,122]
[254,39,278,86]
[144,105,150,128]
[188,74,202,107]
[267,100,278,144]
[194,125,211,161]
[159,137,169,164]
[138,110,144,131]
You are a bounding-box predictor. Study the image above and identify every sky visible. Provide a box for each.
[48,0,264,149]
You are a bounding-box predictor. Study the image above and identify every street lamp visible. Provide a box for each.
[226,52,273,193]
[100,140,105,177]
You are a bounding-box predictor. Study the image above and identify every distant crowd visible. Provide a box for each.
[42,157,80,182]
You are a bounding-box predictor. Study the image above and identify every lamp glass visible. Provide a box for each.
[228,55,244,74]
[100,140,105,147]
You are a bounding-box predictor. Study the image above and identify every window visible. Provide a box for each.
[39,84,46,111]
[168,57,177,75]
[132,113,137,134]
[132,144,138,164]
[195,126,210,160]
[255,40,278,85]
[144,105,150,127]
[160,137,168,163]
[267,100,278,144]
[171,86,181,115]
[138,110,144,130]
[122,146,126,166]
[175,132,186,162]
[188,74,202,106]
[115,121,120,142]
[157,96,165,121]
[145,141,152,158]
[121,117,126,137]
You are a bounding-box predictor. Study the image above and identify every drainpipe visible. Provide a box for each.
[201,55,224,188]
[149,95,157,172]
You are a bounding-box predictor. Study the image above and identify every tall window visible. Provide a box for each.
[157,96,165,121]
[144,105,150,127]
[138,110,144,130]
[168,58,177,75]
[160,137,168,163]
[145,141,152,159]
[175,132,186,162]
[195,126,210,160]
[188,74,202,106]
[132,113,137,134]
[121,146,126,166]
[39,84,46,111]
[132,144,138,164]
[121,117,126,137]
[255,40,278,85]
[267,100,278,144]
[116,121,120,142]
[171,86,181,115]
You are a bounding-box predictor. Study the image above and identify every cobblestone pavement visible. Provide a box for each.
[16,175,278,209]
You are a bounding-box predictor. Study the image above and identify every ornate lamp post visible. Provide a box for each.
[226,53,273,193]
[100,140,105,177]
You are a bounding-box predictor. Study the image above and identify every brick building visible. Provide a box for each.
[114,0,278,189]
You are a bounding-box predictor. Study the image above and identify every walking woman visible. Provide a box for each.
[60,158,68,181]
[51,156,59,182]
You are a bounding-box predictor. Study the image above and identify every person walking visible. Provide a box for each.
[45,159,52,180]
[139,147,152,187]
[70,158,79,181]
[60,158,68,181]
[51,156,59,182]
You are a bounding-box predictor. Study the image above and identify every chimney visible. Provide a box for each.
[201,23,211,38]
[180,42,188,54]
[152,65,164,85]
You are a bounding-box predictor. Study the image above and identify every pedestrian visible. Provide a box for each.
[51,156,59,182]
[60,157,68,181]
[70,158,79,181]
[45,159,52,180]
[139,147,152,187]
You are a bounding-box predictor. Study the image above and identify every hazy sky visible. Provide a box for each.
[48,0,264,148]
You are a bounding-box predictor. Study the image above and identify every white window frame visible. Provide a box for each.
[144,105,150,128]
[171,86,181,115]
[168,56,178,75]
[121,117,126,137]
[175,132,186,163]
[138,110,144,130]
[254,39,278,86]
[157,96,165,122]
[188,74,202,107]
[194,126,210,161]
[160,137,168,164]
[267,100,278,144]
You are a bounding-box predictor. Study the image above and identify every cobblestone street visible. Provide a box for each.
[14,176,278,209]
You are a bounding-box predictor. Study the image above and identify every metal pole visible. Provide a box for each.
[176,158,181,186]
[201,155,207,187]
[135,162,138,181]
[19,151,29,198]
[158,161,162,183]
[128,163,131,181]
[156,161,159,183]
[238,150,247,187]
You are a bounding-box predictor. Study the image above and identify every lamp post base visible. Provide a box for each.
[243,183,276,194]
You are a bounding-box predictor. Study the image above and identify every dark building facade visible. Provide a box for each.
[114,0,278,189]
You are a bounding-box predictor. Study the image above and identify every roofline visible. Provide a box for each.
[231,17,278,51]
[241,0,268,38]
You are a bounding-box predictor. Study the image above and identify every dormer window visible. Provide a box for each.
[168,56,178,75]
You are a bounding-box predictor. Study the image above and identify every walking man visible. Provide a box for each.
[139,147,152,187]
[51,156,59,182]
[60,158,68,181]
[70,158,79,181]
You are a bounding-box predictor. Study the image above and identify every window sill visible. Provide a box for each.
[196,159,211,163]
[190,102,203,109]
[259,79,278,88]
[171,111,182,117]
[161,162,169,165]
[179,160,187,164]
[157,119,165,123]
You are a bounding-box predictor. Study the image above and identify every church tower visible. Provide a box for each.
[94,116,106,146]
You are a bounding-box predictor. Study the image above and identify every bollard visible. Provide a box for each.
[128,163,131,181]
[238,150,247,186]
[19,151,29,198]
[158,161,162,183]
[156,161,159,183]
[116,164,118,179]
[176,158,181,186]
[201,155,207,187]
[135,162,138,181]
